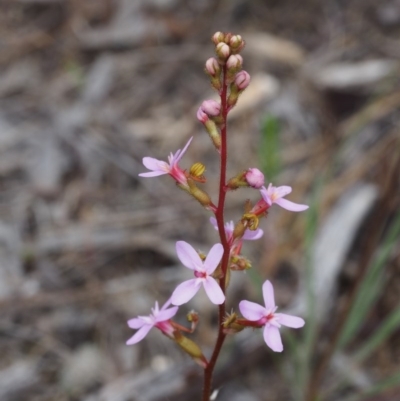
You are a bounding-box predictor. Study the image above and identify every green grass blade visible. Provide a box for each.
[354,300,400,362]
[259,115,281,181]
[338,211,400,349]
[339,371,400,401]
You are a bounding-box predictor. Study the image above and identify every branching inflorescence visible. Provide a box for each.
[129,31,308,400]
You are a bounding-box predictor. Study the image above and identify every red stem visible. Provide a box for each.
[201,65,230,401]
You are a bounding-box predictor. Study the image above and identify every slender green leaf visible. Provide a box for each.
[259,115,281,181]
[339,371,400,401]
[338,211,400,349]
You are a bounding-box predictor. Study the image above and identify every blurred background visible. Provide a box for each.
[0,0,399,400]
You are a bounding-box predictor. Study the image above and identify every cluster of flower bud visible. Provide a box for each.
[205,31,250,97]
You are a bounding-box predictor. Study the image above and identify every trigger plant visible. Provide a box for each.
[128,31,308,401]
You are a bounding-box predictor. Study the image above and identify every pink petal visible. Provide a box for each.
[260,186,273,206]
[126,324,152,345]
[274,198,309,212]
[203,243,224,274]
[276,313,305,328]
[262,280,276,311]
[142,157,169,172]
[156,306,179,322]
[139,171,167,177]
[175,137,193,163]
[239,300,266,320]
[209,217,218,231]
[242,228,264,240]
[176,241,203,270]
[274,185,292,199]
[127,317,145,329]
[263,325,283,352]
[170,279,201,306]
[203,277,225,305]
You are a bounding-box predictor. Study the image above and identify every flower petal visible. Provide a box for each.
[126,324,152,345]
[242,228,264,240]
[127,317,145,329]
[203,277,225,305]
[260,186,273,206]
[262,280,276,311]
[239,300,266,320]
[274,197,309,212]
[263,325,283,352]
[142,157,169,172]
[170,279,201,306]
[156,306,179,322]
[139,171,167,177]
[203,243,224,274]
[276,313,305,328]
[209,217,218,231]
[274,185,292,198]
[176,241,203,270]
[175,137,193,163]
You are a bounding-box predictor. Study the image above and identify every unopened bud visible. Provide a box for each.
[234,70,250,90]
[226,54,243,71]
[212,31,225,45]
[205,57,220,77]
[245,168,264,188]
[229,35,243,49]
[201,99,221,116]
[215,42,230,60]
[196,107,208,123]
[223,33,232,44]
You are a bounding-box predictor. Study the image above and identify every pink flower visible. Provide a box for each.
[260,183,308,212]
[245,168,264,188]
[239,280,305,352]
[126,300,178,345]
[210,217,263,243]
[171,241,225,306]
[139,137,192,187]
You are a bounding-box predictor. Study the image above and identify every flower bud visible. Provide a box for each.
[196,107,208,123]
[226,54,243,71]
[245,168,264,188]
[201,99,221,117]
[205,57,221,77]
[215,42,230,60]
[212,31,225,45]
[229,35,243,49]
[234,70,250,90]
[223,33,232,44]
